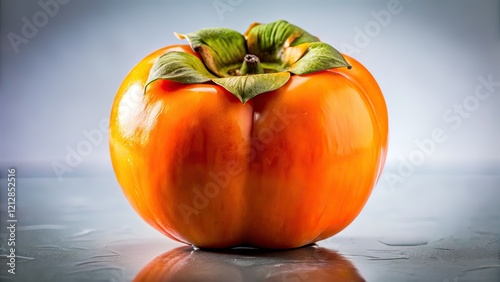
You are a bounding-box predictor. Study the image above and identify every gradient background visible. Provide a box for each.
[1,0,499,177]
[0,1,499,281]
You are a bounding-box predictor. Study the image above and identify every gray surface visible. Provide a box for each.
[1,174,499,281]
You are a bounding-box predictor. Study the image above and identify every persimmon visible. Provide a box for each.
[110,20,388,249]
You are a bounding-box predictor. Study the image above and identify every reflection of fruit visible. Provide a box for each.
[134,246,365,282]
[110,20,388,249]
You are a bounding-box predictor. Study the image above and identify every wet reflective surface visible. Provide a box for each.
[0,175,499,281]
[134,246,365,282]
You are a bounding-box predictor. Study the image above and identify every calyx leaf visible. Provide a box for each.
[213,72,290,103]
[175,28,246,77]
[244,20,320,65]
[288,42,351,75]
[146,51,216,88]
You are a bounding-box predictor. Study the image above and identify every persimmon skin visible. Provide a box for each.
[109,44,388,249]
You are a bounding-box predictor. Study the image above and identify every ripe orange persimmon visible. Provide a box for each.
[110,20,388,249]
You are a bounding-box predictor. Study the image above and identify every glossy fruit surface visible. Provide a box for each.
[110,20,388,249]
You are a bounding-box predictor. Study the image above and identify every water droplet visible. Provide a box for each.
[37,245,69,251]
[104,248,122,256]
[461,265,500,281]
[74,260,101,267]
[378,237,428,247]
[366,248,403,253]
[465,265,500,272]
[90,253,120,259]
[344,252,408,261]
[366,256,409,261]
[344,254,381,259]
[71,229,95,238]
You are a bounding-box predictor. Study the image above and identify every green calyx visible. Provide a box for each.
[146,20,351,103]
